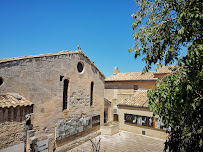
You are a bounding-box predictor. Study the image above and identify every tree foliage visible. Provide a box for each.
[130,0,203,151]
[129,0,202,72]
[148,47,203,151]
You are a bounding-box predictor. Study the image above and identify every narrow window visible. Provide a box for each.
[134,85,138,90]
[90,82,94,106]
[60,75,64,81]
[63,79,69,110]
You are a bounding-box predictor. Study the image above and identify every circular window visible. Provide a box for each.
[0,77,3,86]
[77,62,84,73]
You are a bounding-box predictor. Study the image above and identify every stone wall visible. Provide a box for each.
[0,121,26,149]
[0,106,33,149]
[0,106,33,123]
[56,115,100,140]
[0,51,105,151]
[56,128,101,152]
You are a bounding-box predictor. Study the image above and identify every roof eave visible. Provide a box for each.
[117,104,148,109]
[0,103,34,108]
[105,79,157,82]
[154,72,170,74]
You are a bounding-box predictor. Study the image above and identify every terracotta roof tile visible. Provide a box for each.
[105,72,157,81]
[118,90,149,107]
[0,93,33,108]
[155,65,178,74]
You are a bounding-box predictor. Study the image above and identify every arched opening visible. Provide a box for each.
[63,79,69,110]
[0,77,3,86]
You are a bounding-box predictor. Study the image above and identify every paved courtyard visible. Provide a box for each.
[68,131,165,152]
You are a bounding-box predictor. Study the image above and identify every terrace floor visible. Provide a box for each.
[67,130,165,152]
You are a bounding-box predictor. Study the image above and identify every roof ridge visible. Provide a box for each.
[0,50,106,79]
[0,50,78,63]
[117,71,155,74]
[105,71,157,81]
[142,99,149,107]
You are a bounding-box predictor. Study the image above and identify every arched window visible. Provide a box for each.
[0,77,3,86]
[90,82,94,106]
[63,79,69,110]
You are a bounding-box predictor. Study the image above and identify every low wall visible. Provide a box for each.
[56,126,100,152]
[118,107,167,139]
[101,121,119,135]
[0,143,24,152]
[120,123,167,139]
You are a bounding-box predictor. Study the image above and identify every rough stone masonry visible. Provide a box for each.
[0,50,105,151]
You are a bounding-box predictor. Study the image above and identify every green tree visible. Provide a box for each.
[129,0,203,151]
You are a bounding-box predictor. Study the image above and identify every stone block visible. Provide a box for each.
[29,136,37,144]
[27,130,35,138]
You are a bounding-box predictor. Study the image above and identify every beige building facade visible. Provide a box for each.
[0,50,105,151]
[105,67,157,122]
[104,66,176,139]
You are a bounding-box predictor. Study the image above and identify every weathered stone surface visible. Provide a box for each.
[0,143,24,152]
[0,121,25,149]
[0,51,105,151]
[56,115,100,140]
[56,130,101,152]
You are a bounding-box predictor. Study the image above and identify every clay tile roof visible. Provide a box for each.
[118,90,149,107]
[0,93,33,108]
[155,65,178,74]
[105,72,157,81]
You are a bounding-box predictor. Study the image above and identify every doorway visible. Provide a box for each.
[114,114,118,121]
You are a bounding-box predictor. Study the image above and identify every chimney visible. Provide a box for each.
[113,67,120,75]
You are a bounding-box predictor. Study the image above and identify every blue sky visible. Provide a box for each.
[0,0,161,77]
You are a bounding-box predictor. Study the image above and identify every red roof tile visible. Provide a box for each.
[0,93,33,108]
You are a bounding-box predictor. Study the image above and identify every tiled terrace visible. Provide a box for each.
[67,130,165,152]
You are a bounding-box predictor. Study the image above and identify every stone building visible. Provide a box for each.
[104,65,176,139]
[0,50,105,151]
[0,93,33,150]
[105,67,157,122]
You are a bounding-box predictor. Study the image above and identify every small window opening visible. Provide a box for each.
[90,82,94,106]
[63,79,69,110]
[77,62,84,73]
[0,77,3,86]
[134,85,138,90]
[26,119,31,125]
[60,75,64,81]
